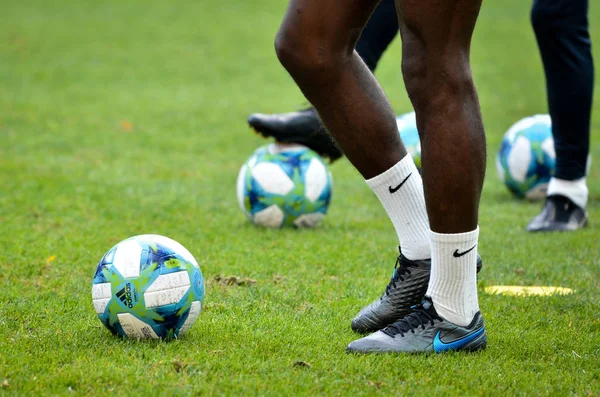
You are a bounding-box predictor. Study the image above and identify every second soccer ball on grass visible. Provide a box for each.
[237,143,333,228]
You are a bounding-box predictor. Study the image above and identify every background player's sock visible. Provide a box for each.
[426,227,480,326]
[547,177,588,209]
[366,154,430,260]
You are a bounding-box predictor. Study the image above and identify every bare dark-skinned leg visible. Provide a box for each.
[391,0,484,329]
[275,0,432,263]
[275,0,405,179]
[397,0,486,234]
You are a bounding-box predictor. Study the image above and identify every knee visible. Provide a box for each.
[273,29,302,73]
[275,25,349,83]
[402,51,473,111]
[401,51,427,103]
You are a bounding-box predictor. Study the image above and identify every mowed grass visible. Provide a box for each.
[1,0,599,395]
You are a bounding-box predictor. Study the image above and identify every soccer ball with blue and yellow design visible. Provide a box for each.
[396,111,421,169]
[496,114,556,200]
[91,234,204,340]
[237,143,333,228]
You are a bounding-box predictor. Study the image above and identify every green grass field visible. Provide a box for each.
[1,0,599,395]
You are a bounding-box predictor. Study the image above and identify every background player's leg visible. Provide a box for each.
[356,0,398,72]
[528,0,593,231]
[396,0,485,326]
[533,0,593,184]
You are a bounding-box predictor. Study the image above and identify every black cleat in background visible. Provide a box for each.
[527,194,588,232]
[247,107,343,162]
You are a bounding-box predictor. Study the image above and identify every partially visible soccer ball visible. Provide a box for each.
[91,235,204,340]
[496,114,556,200]
[237,143,333,228]
[396,111,421,169]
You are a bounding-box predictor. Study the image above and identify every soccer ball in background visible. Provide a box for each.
[396,111,422,169]
[92,235,204,340]
[496,114,556,200]
[237,143,333,228]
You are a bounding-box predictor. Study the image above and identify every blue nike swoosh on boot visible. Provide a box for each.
[433,327,486,353]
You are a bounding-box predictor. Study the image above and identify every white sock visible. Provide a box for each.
[547,177,588,209]
[366,154,430,260]
[426,227,480,326]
